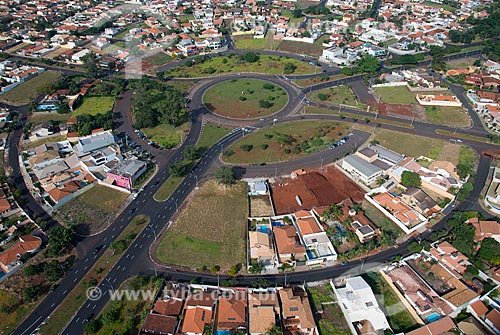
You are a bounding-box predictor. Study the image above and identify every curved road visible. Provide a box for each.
[9,56,497,334]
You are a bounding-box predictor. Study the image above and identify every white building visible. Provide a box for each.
[341,155,383,185]
[334,276,391,332]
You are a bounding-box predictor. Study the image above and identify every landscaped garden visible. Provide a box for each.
[203,79,288,119]
[161,53,316,77]
[54,185,128,235]
[156,179,247,271]
[222,120,351,164]
[307,285,351,335]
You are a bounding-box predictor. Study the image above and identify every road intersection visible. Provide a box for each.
[8,52,498,335]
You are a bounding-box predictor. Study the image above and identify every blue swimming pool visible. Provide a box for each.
[271,221,284,226]
[214,331,232,335]
[426,313,440,323]
[307,250,317,259]
[257,225,269,234]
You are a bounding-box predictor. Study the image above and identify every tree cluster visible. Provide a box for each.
[129,78,186,129]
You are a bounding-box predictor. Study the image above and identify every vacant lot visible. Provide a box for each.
[142,52,171,66]
[165,54,315,77]
[362,200,403,238]
[249,195,274,217]
[425,106,470,127]
[54,185,128,235]
[156,180,248,271]
[362,272,419,333]
[0,289,31,334]
[0,71,61,105]
[72,96,115,117]
[307,285,351,335]
[370,129,445,159]
[141,122,190,149]
[196,124,232,149]
[310,86,367,110]
[293,74,347,88]
[30,112,72,126]
[204,79,288,119]
[234,35,268,50]
[374,86,418,104]
[224,120,350,164]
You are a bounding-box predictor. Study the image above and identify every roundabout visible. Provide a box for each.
[202,78,288,119]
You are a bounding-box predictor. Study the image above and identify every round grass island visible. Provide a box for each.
[203,78,288,119]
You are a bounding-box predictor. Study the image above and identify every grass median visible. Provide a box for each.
[39,215,150,335]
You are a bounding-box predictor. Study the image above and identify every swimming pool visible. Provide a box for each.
[271,221,284,227]
[257,225,270,234]
[426,313,440,323]
[214,330,232,335]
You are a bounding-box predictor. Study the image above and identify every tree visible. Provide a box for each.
[357,55,380,74]
[401,171,421,188]
[266,326,283,335]
[317,93,328,101]
[227,265,239,276]
[283,62,297,74]
[48,226,74,256]
[407,241,422,253]
[215,166,235,185]
[44,260,64,281]
[477,238,500,265]
[81,52,100,78]
[259,100,273,108]
[110,240,128,254]
[184,145,201,161]
[24,264,43,276]
[169,160,189,177]
[24,286,40,302]
[240,144,253,152]
[243,52,260,63]
[83,319,101,334]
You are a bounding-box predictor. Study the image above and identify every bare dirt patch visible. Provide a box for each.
[377,102,425,119]
[437,143,461,165]
[249,195,274,217]
[271,167,365,215]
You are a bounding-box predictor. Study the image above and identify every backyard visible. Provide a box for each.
[141,121,190,149]
[223,120,350,164]
[54,185,128,235]
[164,54,316,77]
[203,79,288,119]
[249,195,274,217]
[362,272,419,333]
[72,96,115,117]
[309,85,368,111]
[0,70,61,105]
[307,285,351,335]
[156,180,248,271]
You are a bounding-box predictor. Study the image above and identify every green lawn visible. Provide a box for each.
[156,180,247,271]
[196,124,232,149]
[141,122,190,149]
[234,36,268,50]
[362,272,419,333]
[0,71,61,105]
[374,86,417,104]
[310,86,368,111]
[143,52,172,66]
[154,175,183,202]
[362,200,403,238]
[425,106,470,127]
[30,112,72,126]
[165,54,316,77]
[422,1,458,11]
[370,128,445,159]
[223,120,350,164]
[40,215,149,335]
[166,81,197,94]
[281,10,306,24]
[72,96,115,117]
[203,79,288,119]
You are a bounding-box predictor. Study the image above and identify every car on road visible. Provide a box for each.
[341,261,349,266]
[154,180,160,187]
[259,162,266,166]
[128,208,136,214]
[93,245,103,254]
[83,313,94,324]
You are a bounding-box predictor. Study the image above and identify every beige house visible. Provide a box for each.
[249,231,275,266]
[278,287,317,335]
[248,290,280,335]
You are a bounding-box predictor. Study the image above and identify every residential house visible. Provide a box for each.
[406,316,456,335]
[467,217,500,243]
[181,292,215,335]
[249,231,275,267]
[248,290,280,335]
[278,287,317,335]
[273,225,306,264]
[401,187,440,217]
[429,241,469,278]
[0,234,42,274]
[334,276,391,332]
[215,291,247,333]
[485,309,500,334]
[341,154,383,185]
[351,221,375,243]
[141,292,184,335]
[294,211,337,264]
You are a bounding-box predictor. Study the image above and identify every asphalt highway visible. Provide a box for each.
[9,51,498,335]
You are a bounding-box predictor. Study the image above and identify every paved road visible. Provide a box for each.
[9,52,498,335]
